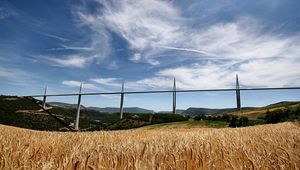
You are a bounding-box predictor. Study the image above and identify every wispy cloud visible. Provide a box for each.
[153,45,216,57]
[129,53,142,62]
[47,55,93,68]
[6,0,299,91]
[130,63,233,90]
[75,0,300,88]
[188,18,298,61]
[81,0,183,65]
[0,66,37,84]
[90,77,121,87]
[48,45,93,51]
[62,78,124,94]
[62,80,97,90]
[82,1,300,65]
[133,57,300,89]
[38,31,69,42]
[237,58,300,87]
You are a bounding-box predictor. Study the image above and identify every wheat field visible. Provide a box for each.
[0,122,299,170]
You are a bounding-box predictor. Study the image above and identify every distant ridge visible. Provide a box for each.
[182,107,256,115]
[158,110,185,114]
[42,101,300,116]
[48,102,85,109]
[87,107,154,114]
[48,102,154,113]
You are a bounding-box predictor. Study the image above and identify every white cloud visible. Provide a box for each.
[132,57,300,89]
[90,77,120,87]
[60,53,300,92]
[87,1,300,65]
[38,32,69,42]
[101,0,182,50]
[135,77,174,89]
[146,59,160,66]
[65,1,300,88]
[62,80,97,90]
[62,78,124,94]
[129,53,142,62]
[131,63,234,89]
[188,18,296,60]
[154,45,216,57]
[43,3,113,69]
[238,58,300,87]
[92,0,184,65]
[73,5,112,62]
[48,45,93,51]
[48,56,93,68]
[62,80,82,87]
[0,66,37,84]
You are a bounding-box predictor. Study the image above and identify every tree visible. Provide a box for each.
[194,116,201,121]
[229,116,238,127]
[265,109,285,123]
[238,117,248,127]
[221,114,231,122]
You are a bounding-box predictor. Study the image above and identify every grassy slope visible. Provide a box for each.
[0,122,299,169]
[0,96,120,131]
[139,119,228,129]
[105,113,189,130]
[0,96,69,131]
[230,102,300,118]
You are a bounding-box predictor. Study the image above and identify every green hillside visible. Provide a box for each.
[0,95,120,131]
[105,113,189,130]
[139,120,228,130]
[0,95,188,131]
[0,96,68,131]
[230,101,300,119]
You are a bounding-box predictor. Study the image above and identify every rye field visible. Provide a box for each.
[0,122,299,169]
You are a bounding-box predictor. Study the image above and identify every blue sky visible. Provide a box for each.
[0,0,300,111]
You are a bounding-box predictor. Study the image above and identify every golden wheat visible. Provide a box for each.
[0,122,299,169]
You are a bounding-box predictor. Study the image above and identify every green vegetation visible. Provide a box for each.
[182,107,240,115]
[264,106,300,123]
[0,95,120,131]
[105,113,189,130]
[0,96,66,131]
[230,101,300,119]
[140,119,228,129]
[0,95,189,131]
[193,114,266,128]
[48,106,120,130]
[228,116,249,127]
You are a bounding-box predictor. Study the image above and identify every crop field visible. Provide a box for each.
[0,122,299,169]
[139,120,228,129]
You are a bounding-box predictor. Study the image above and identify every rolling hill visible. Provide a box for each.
[0,96,120,131]
[48,102,155,113]
[87,106,154,113]
[230,101,300,118]
[0,95,186,131]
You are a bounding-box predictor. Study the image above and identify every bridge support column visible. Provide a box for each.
[173,78,176,114]
[236,74,241,113]
[42,85,47,109]
[75,83,82,131]
[120,81,124,119]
